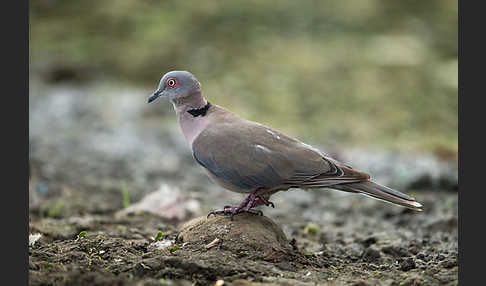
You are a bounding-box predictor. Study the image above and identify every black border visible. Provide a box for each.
[458,0,482,285]
[4,0,29,284]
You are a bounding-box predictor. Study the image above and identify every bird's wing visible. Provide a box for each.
[192,117,369,191]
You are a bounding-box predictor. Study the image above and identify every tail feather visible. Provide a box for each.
[332,181,423,211]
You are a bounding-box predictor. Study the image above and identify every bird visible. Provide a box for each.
[148,70,423,218]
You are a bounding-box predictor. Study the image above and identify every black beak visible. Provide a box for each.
[148,89,162,103]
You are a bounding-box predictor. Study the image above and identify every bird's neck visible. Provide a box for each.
[172,92,207,115]
[172,92,211,149]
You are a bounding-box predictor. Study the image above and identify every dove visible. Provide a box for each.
[148,71,423,217]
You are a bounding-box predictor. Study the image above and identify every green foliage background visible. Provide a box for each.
[30,0,457,154]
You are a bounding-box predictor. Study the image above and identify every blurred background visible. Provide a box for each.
[29,0,457,218]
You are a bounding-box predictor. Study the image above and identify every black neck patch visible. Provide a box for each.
[187,102,211,117]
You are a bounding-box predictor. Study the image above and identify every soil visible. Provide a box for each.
[28,190,458,286]
[29,82,458,286]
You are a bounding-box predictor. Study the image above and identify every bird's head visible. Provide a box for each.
[148,70,202,103]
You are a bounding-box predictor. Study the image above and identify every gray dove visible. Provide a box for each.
[148,71,423,217]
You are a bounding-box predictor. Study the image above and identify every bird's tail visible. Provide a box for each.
[332,181,423,211]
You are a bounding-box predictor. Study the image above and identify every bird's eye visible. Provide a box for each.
[166,78,178,88]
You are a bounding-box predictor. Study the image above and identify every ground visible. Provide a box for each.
[29,187,457,286]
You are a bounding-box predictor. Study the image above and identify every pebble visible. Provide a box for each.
[399,257,416,271]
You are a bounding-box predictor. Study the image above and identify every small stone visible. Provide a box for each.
[29,233,42,247]
[399,257,416,271]
[440,258,458,269]
[382,245,411,258]
[148,239,173,250]
[362,236,377,247]
[362,247,381,263]
[408,245,421,255]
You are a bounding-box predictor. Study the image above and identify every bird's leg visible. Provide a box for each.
[256,194,275,208]
[207,188,272,219]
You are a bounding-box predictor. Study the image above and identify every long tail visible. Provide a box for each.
[332,181,423,211]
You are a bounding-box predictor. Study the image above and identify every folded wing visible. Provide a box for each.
[192,119,369,191]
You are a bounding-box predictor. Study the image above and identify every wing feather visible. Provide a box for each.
[192,107,370,191]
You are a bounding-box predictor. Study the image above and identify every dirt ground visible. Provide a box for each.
[28,191,458,286]
[29,82,458,286]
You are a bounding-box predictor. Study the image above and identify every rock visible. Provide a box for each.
[408,245,421,255]
[382,245,411,258]
[440,258,458,269]
[362,247,381,263]
[29,233,42,247]
[399,257,416,271]
[176,213,292,258]
[115,184,201,220]
[362,236,378,247]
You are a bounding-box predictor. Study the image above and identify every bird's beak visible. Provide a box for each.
[148,89,163,103]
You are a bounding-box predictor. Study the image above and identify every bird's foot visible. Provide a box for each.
[208,189,275,220]
[207,188,274,220]
[257,195,275,208]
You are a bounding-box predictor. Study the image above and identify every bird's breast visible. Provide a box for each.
[177,112,211,149]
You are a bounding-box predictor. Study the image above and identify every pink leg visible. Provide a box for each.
[207,188,275,219]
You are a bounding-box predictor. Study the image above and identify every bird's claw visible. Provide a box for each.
[257,195,275,208]
[208,189,271,219]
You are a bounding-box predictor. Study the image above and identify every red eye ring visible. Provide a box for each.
[166,78,178,88]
